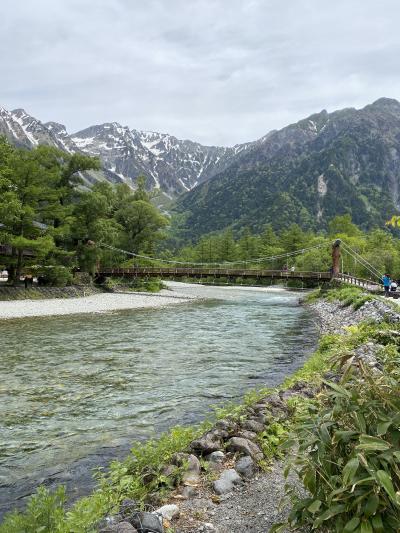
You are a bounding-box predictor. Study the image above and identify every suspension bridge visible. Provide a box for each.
[97,240,386,292]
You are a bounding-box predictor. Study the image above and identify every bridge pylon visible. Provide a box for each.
[331,239,341,277]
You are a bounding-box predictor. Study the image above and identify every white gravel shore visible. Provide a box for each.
[0,287,198,320]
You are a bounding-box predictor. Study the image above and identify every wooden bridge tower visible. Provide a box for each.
[331,239,341,276]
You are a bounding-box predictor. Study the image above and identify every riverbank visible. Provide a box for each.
[0,284,200,320]
[165,289,400,533]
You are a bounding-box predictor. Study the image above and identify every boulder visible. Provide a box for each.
[235,456,255,479]
[227,437,263,461]
[213,469,242,495]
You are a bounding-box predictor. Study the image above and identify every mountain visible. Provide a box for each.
[0,106,253,194]
[176,98,400,237]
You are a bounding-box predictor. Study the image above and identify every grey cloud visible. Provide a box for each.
[0,0,400,145]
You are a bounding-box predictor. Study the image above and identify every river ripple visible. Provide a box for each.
[0,284,317,514]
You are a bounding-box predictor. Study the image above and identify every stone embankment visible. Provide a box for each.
[0,284,102,301]
[99,296,400,533]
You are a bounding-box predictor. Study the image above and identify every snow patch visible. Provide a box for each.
[11,111,39,145]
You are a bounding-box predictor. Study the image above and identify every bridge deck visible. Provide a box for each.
[98,267,381,288]
[100,267,334,281]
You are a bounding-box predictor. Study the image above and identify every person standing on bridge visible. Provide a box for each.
[382,273,391,297]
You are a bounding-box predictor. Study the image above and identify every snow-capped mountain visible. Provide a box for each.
[0,106,254,193]
[71,123,254,193]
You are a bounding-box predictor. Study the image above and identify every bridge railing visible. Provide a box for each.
[98,267,333,280]
[336,273,378,288]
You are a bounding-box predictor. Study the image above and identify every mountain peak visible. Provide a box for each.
[367,97,400,112]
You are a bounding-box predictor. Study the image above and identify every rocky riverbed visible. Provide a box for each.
[0,284,200,320]
[97,295,400,533]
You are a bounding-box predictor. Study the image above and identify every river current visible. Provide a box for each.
[0,284,317,515]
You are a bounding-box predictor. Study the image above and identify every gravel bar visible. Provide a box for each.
[0,289,198,320]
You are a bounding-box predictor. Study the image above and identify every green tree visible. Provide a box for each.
[0,144,59,281]
[328,214,361,237]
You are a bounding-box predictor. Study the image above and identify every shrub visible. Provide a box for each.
[274,323,400,533]
[39,266,73,287]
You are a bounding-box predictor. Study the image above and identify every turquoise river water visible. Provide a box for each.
[0,284,317,516]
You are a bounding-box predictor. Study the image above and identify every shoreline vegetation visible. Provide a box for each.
[1,286,400,532]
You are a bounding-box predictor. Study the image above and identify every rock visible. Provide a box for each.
[235,456,255,478]
[252,403,268,413]
[181,485,199,499]
[171,452,189,466]
[205,450,225,463]
[255,413,268,424]
[215,419,237,434]
[100,522,138,533]
[130,512,164,533]
[236,430,258,441]
[162,464,179,477]
[182,454,201,485]
[264,393,286,409]
[242,419,265,433]
[191,432,222,455]
[155,504,180,521]
[213,469,242,495]
[227,437,263,461]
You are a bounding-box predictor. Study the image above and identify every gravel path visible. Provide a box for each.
[174,462,303,533]
[0,290,197,320]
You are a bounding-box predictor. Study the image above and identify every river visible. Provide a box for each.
[0,283,317,517]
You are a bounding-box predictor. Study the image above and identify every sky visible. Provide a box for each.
[1,0,400,146]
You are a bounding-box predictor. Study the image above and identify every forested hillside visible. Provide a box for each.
[176,98,400,237]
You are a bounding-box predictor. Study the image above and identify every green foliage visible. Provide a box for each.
[170,214,400,282]
[102,276,165,293]
[103,424,210,503]
[0,138,169,281]
[0,486,66,533]
[0,423,210,533]
[279,322,400,533]
[258,422,288,466]
[37,266,73,287]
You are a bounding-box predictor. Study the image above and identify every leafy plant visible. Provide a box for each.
[274,323,400,533]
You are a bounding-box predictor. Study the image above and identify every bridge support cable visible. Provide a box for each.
[98,242,328,268]
[340,241,383,281]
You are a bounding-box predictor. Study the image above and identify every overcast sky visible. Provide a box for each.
[1,0,400,145]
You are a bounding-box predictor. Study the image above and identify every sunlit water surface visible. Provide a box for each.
[0,284,317,513]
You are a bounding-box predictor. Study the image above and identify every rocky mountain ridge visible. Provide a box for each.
[0,106,254,193]
[176,97,400,235]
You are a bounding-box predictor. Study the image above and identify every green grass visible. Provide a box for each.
[305,285,375,310]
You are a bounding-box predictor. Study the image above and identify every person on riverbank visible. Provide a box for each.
[390,279,398,292]
[382,273,391,296]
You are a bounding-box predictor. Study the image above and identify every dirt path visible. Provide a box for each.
[174,461,301,533]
